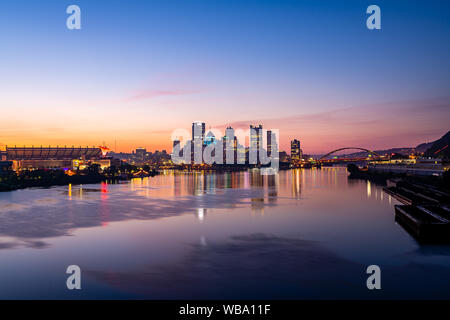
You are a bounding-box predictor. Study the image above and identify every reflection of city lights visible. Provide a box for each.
[367,181,371,198]
[68,183,72,199]
[197,208,205,222]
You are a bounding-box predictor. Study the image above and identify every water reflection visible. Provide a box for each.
[0,168,399,246]
[291,169,302,198]
[2,167,450,299]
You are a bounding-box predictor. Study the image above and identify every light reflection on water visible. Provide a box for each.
[0,167,450,299]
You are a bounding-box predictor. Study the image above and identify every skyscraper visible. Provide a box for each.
[291,139,301,161]
[135,147,147,162]
[192,121,205,142]
[250,124,263,164]
[267,130,272,157]
[223,126,237,164]
[172,139,181,159]
[172,139,180,150]
[267,130,278,160]
[192,121,205,164]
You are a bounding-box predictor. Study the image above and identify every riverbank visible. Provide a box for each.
[0,168,158,192]
[347,163,450,242]
[347,163,450,192]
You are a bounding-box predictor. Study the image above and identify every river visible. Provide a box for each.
[1,167,450,299]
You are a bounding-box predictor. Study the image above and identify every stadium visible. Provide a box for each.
[3,146,110,170]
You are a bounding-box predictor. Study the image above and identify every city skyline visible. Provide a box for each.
[1,0,450,303]
[0,0,449,153]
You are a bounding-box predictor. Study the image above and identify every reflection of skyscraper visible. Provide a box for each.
[251,198,264,214]
[291,169,302,197]
[291,139,301,161]
[267,174,278,203]
[196,208,207,222]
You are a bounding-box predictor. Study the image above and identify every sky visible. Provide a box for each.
[0,0,449,154]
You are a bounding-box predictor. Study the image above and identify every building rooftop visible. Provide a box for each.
[6,146,102,160]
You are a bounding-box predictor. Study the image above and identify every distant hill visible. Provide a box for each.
[424,131,450,158]
[415,141,434,153]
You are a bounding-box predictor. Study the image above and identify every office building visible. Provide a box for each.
[192,121,206,164]
[291,139,301,161]
[135,147,147,162]
[250,125,263,164]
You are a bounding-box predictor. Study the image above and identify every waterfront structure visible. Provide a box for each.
[368,160,445,176]
[291,139,301,161]
[5,146,106,170]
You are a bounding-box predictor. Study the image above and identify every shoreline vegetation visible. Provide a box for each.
[0,164,158,192]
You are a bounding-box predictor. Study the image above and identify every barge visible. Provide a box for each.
[394,205,450,242]
[383,186,439,205]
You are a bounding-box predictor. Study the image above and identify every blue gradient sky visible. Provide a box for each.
[0,0,449,153]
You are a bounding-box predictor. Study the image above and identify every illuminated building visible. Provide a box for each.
[5,146,106,170]
[279,151,289,162]
[135,147,147,162]
[192,121,205,142]
[172,139,181,159]
[291,139,301,161]
[205,131,216,146]
[192,121,205,164]
[223,126,237,164]
[267,130,273,157]
[250,124,263,164]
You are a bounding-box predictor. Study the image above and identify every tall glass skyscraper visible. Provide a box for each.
[192,121,206,164]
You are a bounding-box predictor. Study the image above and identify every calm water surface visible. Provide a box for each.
[1,167,450,299]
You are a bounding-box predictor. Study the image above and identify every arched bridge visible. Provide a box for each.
[318,147,382,162]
